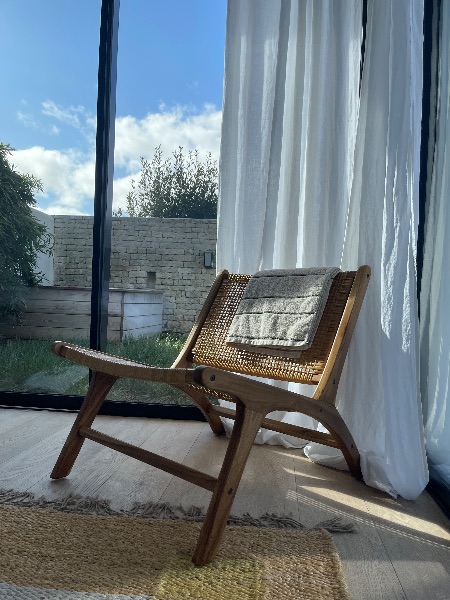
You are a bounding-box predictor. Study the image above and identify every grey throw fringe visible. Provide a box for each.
[0,488,355,533]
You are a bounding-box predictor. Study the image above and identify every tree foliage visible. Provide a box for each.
[0,143,52,325]
[125,146,218,219]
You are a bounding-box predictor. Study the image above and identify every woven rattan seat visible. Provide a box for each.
[190,271,356,383]
[50,265,370,566]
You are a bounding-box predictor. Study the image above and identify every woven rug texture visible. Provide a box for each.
[0,498,351,600]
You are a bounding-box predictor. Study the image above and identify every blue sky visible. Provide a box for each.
[0,0,227,214]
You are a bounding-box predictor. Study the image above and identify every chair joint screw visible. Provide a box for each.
[227,488,233,495]
[210,375,216,381]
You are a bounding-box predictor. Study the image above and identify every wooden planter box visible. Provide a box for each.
[1,286,163,341]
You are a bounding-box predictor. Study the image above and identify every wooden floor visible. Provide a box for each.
[1,408,449,600]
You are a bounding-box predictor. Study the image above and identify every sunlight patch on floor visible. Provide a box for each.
[286,488,450,546]
[281,465,336,480]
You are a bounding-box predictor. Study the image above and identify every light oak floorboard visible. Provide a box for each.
[0,409,38,432]
[160,426,301,521]
[291,453,450,599]
[358,488,450,600]
[1,409,449,600]
[93,419,206,511]
[0,412,72,491]
[30,414,162,501]
[291,453,408,599]
[0,410,69,466]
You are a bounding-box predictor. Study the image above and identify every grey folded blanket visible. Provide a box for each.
[226,267,341,356]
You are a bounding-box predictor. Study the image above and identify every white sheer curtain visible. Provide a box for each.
[218,0,362,446]
[218,0,361,271]
[420,0,450,489]
[217,0,428,499]
[305,0,428,500]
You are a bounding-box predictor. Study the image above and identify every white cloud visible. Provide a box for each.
[114,104,222,171]
[42,100,88,129]
[112,104,222,212]
[11,103,222,215]
[41,100,96,145]
[112,174,135,212]
[17,110,61,136]
[17,111,39,129]
[17,100,92,137]
[11,146,96,215]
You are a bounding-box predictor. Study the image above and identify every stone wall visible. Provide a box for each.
[53,216,217,333]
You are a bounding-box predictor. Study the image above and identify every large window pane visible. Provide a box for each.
[104,0,226,404]
[0,1,226,406]
[0,1,101,397]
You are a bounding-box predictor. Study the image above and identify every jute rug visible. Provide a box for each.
[0,491,352,600]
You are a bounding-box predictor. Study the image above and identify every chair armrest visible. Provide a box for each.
[193,365,333,422]
[52,341,195,386]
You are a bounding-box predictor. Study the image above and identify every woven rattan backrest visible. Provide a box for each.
[191,271,356,385]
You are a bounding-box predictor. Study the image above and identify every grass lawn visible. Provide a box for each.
[0,334,191,405]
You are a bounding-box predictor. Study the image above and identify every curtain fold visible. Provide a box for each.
[217,0,428,499]
[420,0,450,490]
[218,0,361,272]
[306,0,428,499]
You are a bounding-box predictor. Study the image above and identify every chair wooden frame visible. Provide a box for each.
[50,265,370,566]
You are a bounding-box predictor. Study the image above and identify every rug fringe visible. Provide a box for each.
[0,488,355,532]
[313,517,356,533]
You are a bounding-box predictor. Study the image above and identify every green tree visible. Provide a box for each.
[125,146,218,218]
[0,143,52,325]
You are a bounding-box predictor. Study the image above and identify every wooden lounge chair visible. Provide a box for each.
[50,265,371,566]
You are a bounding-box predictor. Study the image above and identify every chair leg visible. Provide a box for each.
[51,371,117,479]
[192,403,264,566]
[320,407,362,480]
[180,387,226,435]
[332,427,362,480]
